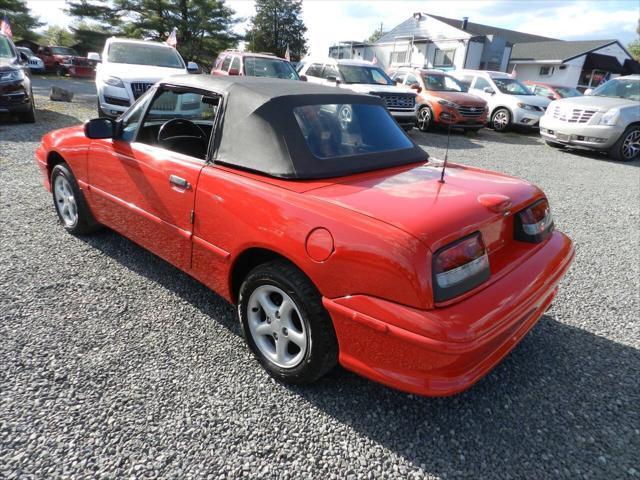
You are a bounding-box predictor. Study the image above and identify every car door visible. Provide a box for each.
[87,86,217,271]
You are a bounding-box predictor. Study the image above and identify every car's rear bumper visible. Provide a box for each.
[323,231,574,397]
[540,115,621,150]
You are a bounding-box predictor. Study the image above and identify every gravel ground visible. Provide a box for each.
[1,77,639,479]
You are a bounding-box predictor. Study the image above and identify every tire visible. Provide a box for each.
[491,108,511,132]
[545,140,565,149]
[55,64,65,77]
[51,162,101,235]
[238,260,338,385]
[417,106,432,132]
[17,92,36,123]
[609,126,640,161]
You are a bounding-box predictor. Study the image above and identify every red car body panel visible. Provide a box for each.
[35,122,574,397]
[37,46,94,78]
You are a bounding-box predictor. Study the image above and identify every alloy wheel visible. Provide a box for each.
[418,107,431,131]
[53,175,78,227]
[493,110,509,131]
[247,285,308,369]
[622,129,640,160]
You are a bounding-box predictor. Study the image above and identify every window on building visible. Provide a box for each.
[539,66,554,76]
[434,48,455,67]
[390,51,407,64]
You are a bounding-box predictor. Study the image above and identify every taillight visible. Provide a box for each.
[433,232,491,302]
[515,199,554,243]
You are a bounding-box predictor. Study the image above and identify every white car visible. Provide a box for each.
[452,69,551,132]
[297,58,417,129]
[16,46,44,73]
[95,37,198,118]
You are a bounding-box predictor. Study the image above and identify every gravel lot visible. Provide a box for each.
[1,77,639,479]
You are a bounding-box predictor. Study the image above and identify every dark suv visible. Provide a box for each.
[0,33,35,123]
[211,50,301,80]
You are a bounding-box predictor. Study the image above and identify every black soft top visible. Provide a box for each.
[161,75,428,179]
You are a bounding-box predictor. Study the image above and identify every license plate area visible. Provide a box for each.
[556,132,571,142]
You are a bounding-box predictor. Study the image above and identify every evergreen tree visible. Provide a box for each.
[0,0,43,41]
[246,0,307,61]
[66,0,239,66]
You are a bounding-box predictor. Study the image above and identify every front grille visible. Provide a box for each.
[104,96,130,107]
[370,92,415,110]
[551,105,597,123]
[28,60,39,65]
[457,105,486,117]
[130,82,153,99]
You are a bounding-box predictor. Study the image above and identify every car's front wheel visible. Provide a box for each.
[610,126,640,161]
[238,260,338,384]
[491,108,511,132]
[17,90,36,123]
[51,162,100,235]
[417,106,432,132]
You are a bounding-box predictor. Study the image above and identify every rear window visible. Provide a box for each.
[293,104,413,159]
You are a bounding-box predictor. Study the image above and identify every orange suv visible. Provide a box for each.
[388,67,488,132]
[211,50,301,80]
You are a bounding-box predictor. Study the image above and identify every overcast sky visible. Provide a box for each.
[26,0,640,56]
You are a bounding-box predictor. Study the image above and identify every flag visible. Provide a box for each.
[511,63,517,78]
[0,16,12,39]
[372,52,377,65]
[284,44,290,61]
[166,27,178,48]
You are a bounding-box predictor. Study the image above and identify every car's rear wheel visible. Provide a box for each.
[238,260,338,384]
[491,108,511,132]
[545,140,565,149]
[51,162,100,235]
[610,126,640,161]
[417,106,432,132]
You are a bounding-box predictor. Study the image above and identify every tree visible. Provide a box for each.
[0,0,43,41]
[628,18,640,61]
[245,0,307,61]
[66,0,239,67]
[366,23,386,44]
[39,26,75,47]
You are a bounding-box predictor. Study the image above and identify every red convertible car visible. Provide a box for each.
[35,76,574,396]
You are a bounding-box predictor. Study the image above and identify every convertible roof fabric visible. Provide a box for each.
[161,75,428,179]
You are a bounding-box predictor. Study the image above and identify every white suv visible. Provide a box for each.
[95,38,198,118]
[297,58,417,129]
[452,69,551,132]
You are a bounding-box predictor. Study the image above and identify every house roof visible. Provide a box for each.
[377,13,555,44]
[510,39,620,62]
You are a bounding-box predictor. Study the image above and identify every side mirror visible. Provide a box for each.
[87,52,101,62]
[483,86,495,94]
[187,61,199,73]
[410,84,422,94]
[326,75,341,84]
[584,88,593,96]
[547,94,555,100]
[85,118,115,139]
[299,74,307,81]
[228,67,239,76]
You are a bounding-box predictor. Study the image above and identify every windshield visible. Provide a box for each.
[293,103,412,159]
[243,56,299,80]
[555,86,582,98]
[108,43,185,69]
[493,77,533,95]
[18,47,34,56]
[422,74,467,92]
[0,36,16,58]
[339,65,393,85]
[592,78,640,101]
[51,47,78,56]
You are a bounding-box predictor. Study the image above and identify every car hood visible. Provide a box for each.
[506,94,550,107]
[342,83,414,95]
[550,95,638,111]
[305,162,541,249]
[426,90,485,106]
[99,62,186,81]
[0,57,19,69]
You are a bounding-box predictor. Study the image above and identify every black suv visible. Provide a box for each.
[0,33,35,123]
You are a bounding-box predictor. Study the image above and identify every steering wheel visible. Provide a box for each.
[158,118,205,143]
[157,118,207,158]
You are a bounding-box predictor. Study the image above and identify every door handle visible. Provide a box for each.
[169,174,191,190]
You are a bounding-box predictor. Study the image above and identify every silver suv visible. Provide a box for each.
[540,75,640,161]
